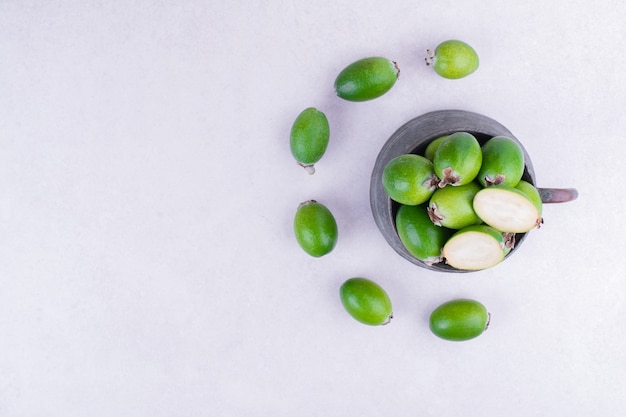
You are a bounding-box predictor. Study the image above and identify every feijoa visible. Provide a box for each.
[382,154,439,205]
[473,185,542,233]
[429,299,490,341]
[433,132,482,187]
[290,107,330,174]
[426,40,479,79]
[427,182,482,229]
[442,225,507,270]
[424,135,448,161]
[395,204,450,265]
[340,277,393,326]
[334,57,400,102]
[478,136,525,187]
[293,200,338,257]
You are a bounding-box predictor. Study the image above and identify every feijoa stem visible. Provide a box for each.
[503,232,516,249]
[393,61,401,79]
[424,174,440,190]
[423,256,443,266]
[299,199,316,207]
[438,167,461,187]
[425,49,435,66]
[381,312,393,326]
[298,162,316,175]
[427,204,444,227]
[484,174,506,187]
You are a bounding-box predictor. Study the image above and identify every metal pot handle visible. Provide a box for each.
[538,188,578,204]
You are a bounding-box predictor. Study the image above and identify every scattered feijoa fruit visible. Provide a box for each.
[473,185,542,233]
[396,204,450,266]
[293,200,338,257]
[426,40,479,79]
[427,182,482,229]
[433,132,482,187]
[478,136,525,187]
[340,277,393,326]
[289,107,330,175]
[442,225,507,270]
[334,57,400,102]
[429,298,490,341]
[382,154,439,205]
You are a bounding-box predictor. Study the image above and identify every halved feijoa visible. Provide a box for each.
[289,107,330,174]
[429,298,490,341]
[395,204,450,265]
[477,136,524,187]
[473,185,542,233]
[334,57,400,102]
[427,181,482,229]
[340,277,393,326]
[442,225,507,270]
[293,200,338,257]
[424,135,448,161]
[433,132,482,187]
[382,154,439,205]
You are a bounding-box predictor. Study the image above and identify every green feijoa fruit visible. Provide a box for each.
[473,185,542,233]
[426,40,479,79]
[442,225,507,270]
[334,57,400,102]
[478,136,525,187]
[424,135,448,161]
[293,200,338,257]
[395,204,450,265]
[382,154,439,205]
[340,277,393,326]
[290,107,330,175]
[433,132,482,187]
[427,182,482,229]
[429,299,490,341]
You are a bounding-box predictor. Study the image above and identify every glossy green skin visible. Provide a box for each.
[428,182,482,229]
[432,40,479,79]
[515,180,543,215]
[395,204,450,265]
[382,154,438,205]
[290,107,330,168]
[433,132,482,187]
[455,224,506,244]
[294,201,338,257]
[424,135,448,161]
[340,277,393,326]
[334,57,399,102]
[478,136,524,187]
[429,299,489,341]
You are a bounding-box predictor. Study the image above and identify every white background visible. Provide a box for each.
[1,1,625,416]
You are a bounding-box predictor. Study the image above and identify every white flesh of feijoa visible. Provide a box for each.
[473,187,540,233]
[442,231,505,270]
